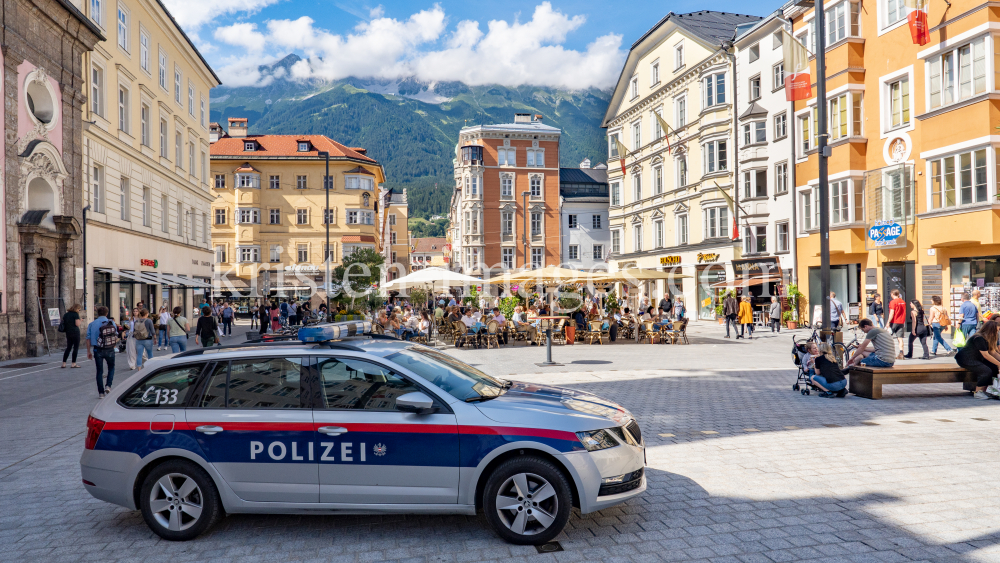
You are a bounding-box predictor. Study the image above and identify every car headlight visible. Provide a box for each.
[576,429,620,452]
[607,426,640,447]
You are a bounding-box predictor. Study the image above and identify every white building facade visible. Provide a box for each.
[559,161,610,271]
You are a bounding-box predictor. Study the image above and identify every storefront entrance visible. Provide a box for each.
[882,261,915,331]
[809,264,862,327]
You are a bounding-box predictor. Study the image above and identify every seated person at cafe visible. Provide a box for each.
[652,308,673,331]
[511,306,538,344]
[471,307,483,322]
[538,303,550,316]
[573,309,587,332]
[462,309,477,329]
[447,306,462,324]
[845,318,896,369]
[491,307,506,324]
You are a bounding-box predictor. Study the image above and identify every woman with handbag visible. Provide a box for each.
[928,295,954,356]
[904,299,930,360]
[167,306,191,353]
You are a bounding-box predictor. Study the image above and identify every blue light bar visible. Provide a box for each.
[298,321,372,342]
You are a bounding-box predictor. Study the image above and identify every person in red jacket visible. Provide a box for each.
[887,289,907,359]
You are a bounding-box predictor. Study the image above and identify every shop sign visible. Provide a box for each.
[659,256,681,266]
[867,220,904,247]
[697,253,720,263]
[285,264,319,273]
[140,259,158,268]
[732,257,780,277]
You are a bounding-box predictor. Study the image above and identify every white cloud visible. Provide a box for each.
[212,2,625,90]
[161,0,282,29]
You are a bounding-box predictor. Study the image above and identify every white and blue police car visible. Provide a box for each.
[80,322,646,544]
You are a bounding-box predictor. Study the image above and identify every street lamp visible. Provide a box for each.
[318,151,331,321]
[815,0,832,337]
[82,204,91,313]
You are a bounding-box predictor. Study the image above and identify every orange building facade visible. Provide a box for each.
[790,0,1000,325]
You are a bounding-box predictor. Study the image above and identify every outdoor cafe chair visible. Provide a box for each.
[551,319,566,345]
[453,321,472,348]
[484,320,501,349]
[585,320,604,345]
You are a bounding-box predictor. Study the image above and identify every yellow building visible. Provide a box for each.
[789,0,1000,326]
[80,0,220,315]
[603,11,760,320]
[409,237,449,271]
[210,118,386,307]
[382,188,410,280]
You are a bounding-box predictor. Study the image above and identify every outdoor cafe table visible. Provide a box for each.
[532,316,570,366]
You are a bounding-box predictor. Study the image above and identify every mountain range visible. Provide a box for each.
[209,55,613,229]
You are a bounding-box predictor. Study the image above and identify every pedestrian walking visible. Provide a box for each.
[60,304,82,368]
[220,302,234,336]
[250,302,259,330]
[888,289,907,359]
[167,306,190,353]
[723,292,739,338]
[769,296,782,332]
[673,296,686,320]
[270,301,281,332]
[289,300,299,326]
[195,306,219,347]
[869,294,885,328]
[132,309,155,369]
[157,306,170,350]
[85,306,118,398]
[960,292,979,339]
[738,296,754,339]
[903,299,930,360]
[279,299,289,326]
[259,301,270,335]
[829,292,846,331]
[928,295,954,356]
[125,307,139,370]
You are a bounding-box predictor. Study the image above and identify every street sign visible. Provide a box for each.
[47,308,60,327]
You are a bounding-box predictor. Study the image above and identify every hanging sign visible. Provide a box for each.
[867,220,904,247]
[906,0,930,45]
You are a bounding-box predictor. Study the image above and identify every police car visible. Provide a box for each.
[80,322,646,545]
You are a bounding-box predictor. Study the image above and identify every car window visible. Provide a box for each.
[119,364,206,408]
[197,357,307,409]
[317,357,420,411]
[386,347,506,401]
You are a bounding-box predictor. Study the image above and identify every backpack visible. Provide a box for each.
[96,320,119,348]
[133,319,149,340]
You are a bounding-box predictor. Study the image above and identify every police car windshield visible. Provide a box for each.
[386,347,508,402]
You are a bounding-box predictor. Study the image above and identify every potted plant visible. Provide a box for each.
[714,303,725,324]
[783,311,796,329]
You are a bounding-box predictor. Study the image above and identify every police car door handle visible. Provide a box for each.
[317,426,348,436]
[196,425,224,435]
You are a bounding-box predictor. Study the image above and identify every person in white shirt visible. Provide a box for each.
[157,307,171,351]
[471,308,483,322]
[462,310,477,328]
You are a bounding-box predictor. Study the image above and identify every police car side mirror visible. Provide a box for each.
[396,392,436,415]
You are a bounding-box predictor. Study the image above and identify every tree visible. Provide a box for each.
[332,248,385,308]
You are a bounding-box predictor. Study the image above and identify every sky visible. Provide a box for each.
[161,0,767,90]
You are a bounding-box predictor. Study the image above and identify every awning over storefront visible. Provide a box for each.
[95,268,150,285]
[136,271,213,289]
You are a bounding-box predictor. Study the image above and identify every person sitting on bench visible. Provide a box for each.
[845,318,897,369]
[955,320,1000,400]
[811,342,848,398]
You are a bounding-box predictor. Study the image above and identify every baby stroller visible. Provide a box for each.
[791,336,815,395]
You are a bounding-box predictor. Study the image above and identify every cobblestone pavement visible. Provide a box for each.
[1,320,998,563]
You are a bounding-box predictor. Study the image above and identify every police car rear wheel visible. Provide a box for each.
[483,456,571,545]
[140,460,222,541]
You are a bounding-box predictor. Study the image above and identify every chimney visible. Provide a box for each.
[209,122,222,143]
[227,117,248,138]
[513,113,531,124]
[533,114,543,122]
[580,158,591,169]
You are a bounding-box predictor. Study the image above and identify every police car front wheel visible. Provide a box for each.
[139,460,223,541]
[482,456,572,545]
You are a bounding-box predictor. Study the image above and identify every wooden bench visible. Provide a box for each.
[848,364,977,399]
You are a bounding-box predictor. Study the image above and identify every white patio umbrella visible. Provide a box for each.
[381,267,483,292]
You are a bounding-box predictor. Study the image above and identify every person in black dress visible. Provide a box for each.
[61,304,82,368]
[258,300,269,336]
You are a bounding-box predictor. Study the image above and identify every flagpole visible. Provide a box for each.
[816,0,832,338]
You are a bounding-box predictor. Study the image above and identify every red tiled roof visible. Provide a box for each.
[211,134,377,164]
[411,237,448,253]
[342,235,377,243]
[344,166,375,176]
[234,162,259,173]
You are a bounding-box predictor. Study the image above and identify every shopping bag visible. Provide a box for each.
[953,327,966,348]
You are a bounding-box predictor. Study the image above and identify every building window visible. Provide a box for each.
[502,248,514,269]
[91,0,103,26]
[116,4,128,51]
[139,104,149,146]
[213,174,227,190]
[593,245,604,260]
[345,176,374,190]
[774,112,787,139]
[831,180,851,224]
[160,194,168,232]
[346,210,374,225]
[530,212,542,236]
[651,61,660,85]
[743,169,768,199]
[799,108,819,154]
[297,244,308,263]
[323,209,334,224]
[743,225,767,254]
[749,43,760,63]
[296,175,307,189]
[929,38,987,110]
[629,76,638,99]
[677,156,688,186]
[530,176,542,197]
[829,94,850,141]
[119,177,130,221]
[703,207,729,239]
[158,50,166,90]
[632,121,641,150]
[239,247,260,263]
[390,232,397,245]
[175,132,182,167]
[141,186,150,227]
[930,148,988,208]
[633,224,643,252]
[703,72,726,108]
[137,29,151,73]
[216,245,227,263]
[470,176,479,196]
[773,62,785,91]
[611,230,621,254]
[501,211,513,235]
[568,214,578,229]
[633,175,642,201]
[703,140,727,173]
[236,208,260,224]
[654,165,663,194]
[749,75,761,100]
[827,1,847,44]
[189,144,195,175]
[675,44,684,69]
[888,77,910,129]
[296,209,308,225]
[267,208,280,224]
[654,220,664,248]
[777,221,790,252]
[592,215,602,229]
[526,149,544,167]
[90,65,104,117]
[775,162,788,194]
[676,214,689,245]
[609,133,620,158]
[269,245,280,262]
[324,244,335,262]
[159,119,167,157]
[885,0,906,27]
[676,95,686,128]
[117,85,129,131]
[215,208,226,224]
[200,97,206,127]
[802,190,820,230]
[568,245,579,260]
[174,67,181,104]
[501,175,512,197]
[743,121,766,145]
[611,182,621,206]
[190,206,196,240]
[531,248,543,269]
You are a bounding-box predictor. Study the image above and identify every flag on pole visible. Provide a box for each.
[714,182,739,241]
[614,138,629,175]
[906,0,930,45]
[782,29,812,101]
[653,111,673,154]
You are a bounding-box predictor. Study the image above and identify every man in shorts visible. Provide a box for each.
[887,289,907,359]
[845,318,897,369]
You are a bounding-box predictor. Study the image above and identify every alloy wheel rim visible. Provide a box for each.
[495,472,558,535]
[149,473,203,532]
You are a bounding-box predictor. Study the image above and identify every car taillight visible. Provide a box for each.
[85,416,105,450]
